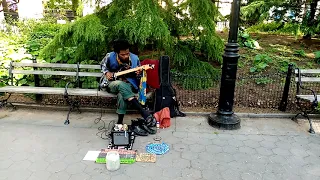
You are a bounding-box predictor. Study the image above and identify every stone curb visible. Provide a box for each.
[184,111,320,118]
[7,103,320,119]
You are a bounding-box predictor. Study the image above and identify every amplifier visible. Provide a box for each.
[109,126,135,150]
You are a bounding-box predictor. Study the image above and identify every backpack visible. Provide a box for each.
[153,55,185,118]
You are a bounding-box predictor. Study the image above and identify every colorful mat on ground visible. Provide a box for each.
[95,149,137,164]
[145,143,170,155]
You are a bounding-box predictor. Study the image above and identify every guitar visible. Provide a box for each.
[106,64,155,82]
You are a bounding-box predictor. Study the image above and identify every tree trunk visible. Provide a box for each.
[309,0,318,23]
[1,0,10,22]
[303,0,318,39]
[71,0,79,17]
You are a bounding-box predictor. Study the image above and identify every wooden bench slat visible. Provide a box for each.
[295,77,320,82]
[78,72,103,77]
[0,86,66,95]
[12,70,77,76]
[12,62,78,68]
[295,69,320,74]
[79,64,101,69]
[0,86,153,98]
[12,70,103,77]
[296,95,320,102]
[12,63,101,70]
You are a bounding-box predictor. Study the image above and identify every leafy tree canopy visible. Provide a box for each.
[40,0,224,89]
[241,0,320,38]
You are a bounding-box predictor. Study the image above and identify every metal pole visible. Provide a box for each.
[279,64,293,111]
[208,0,241,130]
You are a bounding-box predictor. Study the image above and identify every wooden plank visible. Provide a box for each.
[12,62,77,68]
[12,70,77,76]
[295,69,320,74]
[78,72,103,77]
[296,95,320,102]
[66,89,153,98]
[295,77,320,82]
[79,64,100,69]
[0,86,153,98]
[13,62,101,70]
[0,86,66,95]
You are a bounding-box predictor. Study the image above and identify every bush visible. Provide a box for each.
[247,22,282,32]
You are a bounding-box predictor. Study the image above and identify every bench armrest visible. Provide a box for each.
[297,68,318,105]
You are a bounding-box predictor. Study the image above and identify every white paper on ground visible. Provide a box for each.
[83,151,101,161]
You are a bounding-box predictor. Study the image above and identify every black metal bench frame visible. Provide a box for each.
[0,60,153,125]
[292,68,318,134]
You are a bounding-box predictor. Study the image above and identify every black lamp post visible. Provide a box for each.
[208,0,241,130]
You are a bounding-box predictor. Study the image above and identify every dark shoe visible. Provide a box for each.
[137,118,156,134]
[146,115,157,127]
[131,120,148,136]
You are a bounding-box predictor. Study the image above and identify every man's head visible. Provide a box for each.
[113,39,130,62]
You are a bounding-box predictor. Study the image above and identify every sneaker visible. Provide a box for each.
[146,115,157,127]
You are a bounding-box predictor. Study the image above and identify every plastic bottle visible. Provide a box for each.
[156,121,160,131]
[106,151,120,171]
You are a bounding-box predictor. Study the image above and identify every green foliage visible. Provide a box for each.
[247,21,303,36]
[241,0,320,37]
[238,30,260,49]
[250,54,272,73]
[315,51,320,64]
[293,49,306,57]
[247,22,282,32]
[0,19,70,89]
[0,31,33,87]
[40,0,224,90]
[40,14,107,63]
[114,0,171,50]
[255,77,272,85]
[241,1,271,25]
[172,40,220,89]
[277,58,297,73]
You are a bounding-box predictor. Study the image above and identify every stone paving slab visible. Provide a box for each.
[0,108,319,180]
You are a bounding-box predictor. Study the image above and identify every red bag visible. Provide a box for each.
[153,107,171,128]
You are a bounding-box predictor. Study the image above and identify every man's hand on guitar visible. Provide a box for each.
[106,72,114,80]
[136,70,141,75]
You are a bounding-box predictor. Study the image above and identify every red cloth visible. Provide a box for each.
[153,107,171,128]
[140,59,160,89]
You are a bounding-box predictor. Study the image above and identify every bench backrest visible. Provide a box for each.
[9,61,103,86]
[294,68,320,94]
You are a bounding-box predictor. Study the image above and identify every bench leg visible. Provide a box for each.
[293,98,316,134]
[64,96,81,125]
[0,93,16,111]
[292,111,315,134]
[305,114,315,134]
[291,112,302,121]
[64,105,72,125]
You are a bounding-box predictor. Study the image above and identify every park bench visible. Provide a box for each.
[292,68,320,134]
[0,60,153,125]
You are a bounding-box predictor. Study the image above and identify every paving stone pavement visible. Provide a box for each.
[0,109,320,180]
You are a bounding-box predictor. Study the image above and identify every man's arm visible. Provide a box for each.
[100,53,114,80]
[100,53,110,75]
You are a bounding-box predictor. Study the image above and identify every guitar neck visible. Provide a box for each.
[115,66,144,77]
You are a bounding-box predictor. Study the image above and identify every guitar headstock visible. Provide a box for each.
[142,64,155,70]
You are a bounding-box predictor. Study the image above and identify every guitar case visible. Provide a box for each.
[154,55,186,118]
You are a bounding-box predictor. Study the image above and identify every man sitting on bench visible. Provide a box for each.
[100,39,156,128]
